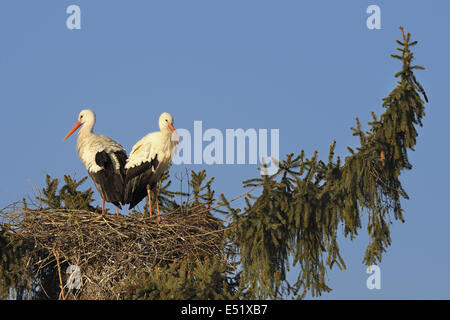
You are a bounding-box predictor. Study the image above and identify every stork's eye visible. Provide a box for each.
[165,119,168,122]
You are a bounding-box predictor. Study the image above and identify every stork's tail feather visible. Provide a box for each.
[112,201,122,210]
[122,158,159,210]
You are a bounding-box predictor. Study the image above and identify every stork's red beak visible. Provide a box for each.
[168,123,180,142]
[63,120,82,141]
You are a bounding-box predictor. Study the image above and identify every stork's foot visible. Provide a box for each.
[159,217,169,224]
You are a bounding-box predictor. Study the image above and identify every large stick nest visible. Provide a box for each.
[1,203,225,299]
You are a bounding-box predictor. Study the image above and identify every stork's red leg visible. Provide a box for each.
[147,188,152,218]
[101,198,105,215]
[116,206,119,217]
[156,193,161,223]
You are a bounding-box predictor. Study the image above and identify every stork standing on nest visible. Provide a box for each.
[124,112,180,220]
[63,109,127,216]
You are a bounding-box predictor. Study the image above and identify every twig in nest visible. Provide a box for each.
[52,248,66,300]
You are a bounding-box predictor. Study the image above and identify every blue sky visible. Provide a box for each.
[0,1,449,299]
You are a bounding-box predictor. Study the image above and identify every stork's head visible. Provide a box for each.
[159,112,180,142]
[78,109,96,125]
[63,109,96,141]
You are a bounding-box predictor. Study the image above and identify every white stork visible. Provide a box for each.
[63,109,127,216]
[123,112,180,220]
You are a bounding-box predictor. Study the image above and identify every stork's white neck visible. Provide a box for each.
[78,121,95,137]
[161,127,178,146]
[160,127,171,137]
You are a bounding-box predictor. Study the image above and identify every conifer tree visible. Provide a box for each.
[0,225,26,299]
[38,174,102,212]
[224,27,428,299]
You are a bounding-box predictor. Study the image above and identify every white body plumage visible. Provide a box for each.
[125,130,178,179]
[64,109,127,213]
[77,129,125,174]
[123,112,179,211]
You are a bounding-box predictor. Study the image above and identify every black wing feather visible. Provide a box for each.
[123,156,159,209]
[90,150,128,207]
[95,151,110,168]
[124,161,153,185]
